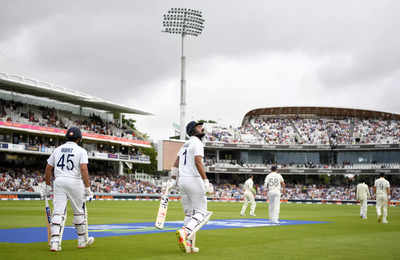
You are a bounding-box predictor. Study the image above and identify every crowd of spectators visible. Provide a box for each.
[0,169,43,192]
[238,123,265,143]
[0,99,141,141]
[0,169,159,194]
[282,184,400,201]
[203,117,400,145]
[206,160,400,170]
[91,175,159,194]
[281,184,357,200]
[0,133,150,162]
[292,118,330,144]
[0,99,150,161]
[353,119,400,144]
[4,98,400,146]
[1,169,399,201]
[253,118,297,145]
[203,124,240,143]
[213,183,400,201]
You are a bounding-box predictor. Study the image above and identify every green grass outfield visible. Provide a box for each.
[0,200,398,260]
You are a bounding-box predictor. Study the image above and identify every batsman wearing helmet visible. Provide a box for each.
[44,127,94,251]
[173,121,213,253]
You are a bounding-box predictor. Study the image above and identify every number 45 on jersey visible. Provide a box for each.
[57,154,75,171]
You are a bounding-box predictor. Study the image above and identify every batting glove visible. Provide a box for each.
[203,179,214,194]
[167,178,177,188]
[170,167,179,178]
[84,187,94,202]
[41,184,52,199]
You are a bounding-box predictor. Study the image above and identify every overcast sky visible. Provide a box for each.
[1,0,399,141]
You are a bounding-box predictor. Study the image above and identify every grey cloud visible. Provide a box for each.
[316,2,400,88]
[2,0,399,93]
[317,48,400,88]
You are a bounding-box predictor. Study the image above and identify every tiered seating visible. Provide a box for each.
[205,116,400,145]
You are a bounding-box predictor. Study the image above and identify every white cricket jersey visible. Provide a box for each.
[374,178,390,196]
[244,178,254,192]
[356,183,370,200]
[177,136,204,177]
[265,172,284,193]
[47,141,89,180]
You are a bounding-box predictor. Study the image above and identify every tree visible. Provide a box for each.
[133,145,157,174]
[122,115,137,130]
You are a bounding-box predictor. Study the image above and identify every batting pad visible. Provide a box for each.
[0,219,329,243]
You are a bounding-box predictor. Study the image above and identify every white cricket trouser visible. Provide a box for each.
[241,191,256,215]
[53,177,85,215]
[51,177,86,243]
[178,177,207,226]
[268,191,281,222]
[359,199,368,218]
[376,194,388,222]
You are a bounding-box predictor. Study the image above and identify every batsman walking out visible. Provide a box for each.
[173,121,213,253]
[44,127,94,251]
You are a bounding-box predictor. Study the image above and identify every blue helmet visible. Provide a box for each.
[65,127,82,141]
[186,121,203,137]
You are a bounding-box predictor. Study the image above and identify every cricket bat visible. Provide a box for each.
[155,180,174,229]
[44,196,52,246]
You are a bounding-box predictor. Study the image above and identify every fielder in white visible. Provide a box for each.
[374,173,390,224]
[173,121,213,254]
[356,181,370,219]
[264,166,285,224]
[240,175,256,216]
[44,127,94,251]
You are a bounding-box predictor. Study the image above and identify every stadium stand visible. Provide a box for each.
[203,107,400,145]
[0,99,139,140]
[0,72,152,177]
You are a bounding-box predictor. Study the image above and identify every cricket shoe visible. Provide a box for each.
[188,238,199,253]
[50,241,60,252]
[382,220,388,224]
[250,213,256,217]
[191,246,200,253]
[176,228,191,253]
[78,237,95,249]
[240,213,245,216]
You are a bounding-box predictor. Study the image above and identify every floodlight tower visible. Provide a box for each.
[162,8,205,140]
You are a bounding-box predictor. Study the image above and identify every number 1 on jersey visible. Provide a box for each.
[182,149,187,165]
